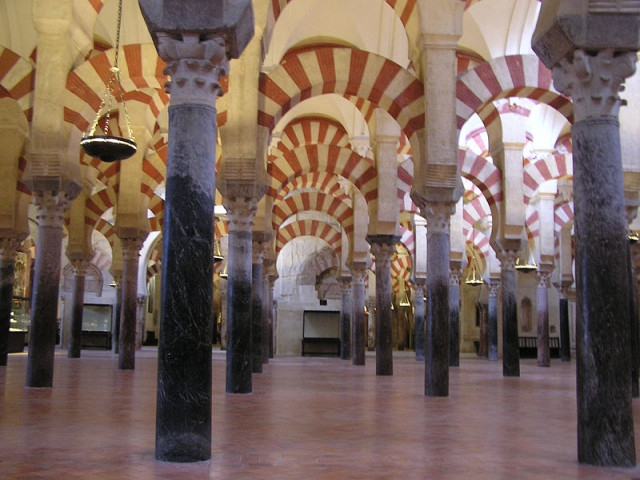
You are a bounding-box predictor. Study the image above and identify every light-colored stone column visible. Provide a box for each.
[368,235,400,376]
[224,195,257,393]
[339,276,352,360]
[67,258,90,358]
[0,237,21,366]
[135,295,146,350]
[118,237,144,370]
[349,261,367,365]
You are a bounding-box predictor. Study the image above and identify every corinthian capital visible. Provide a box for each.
[159,33,228,108]
[121,237,145,261]
[348,261,368,285]
[552,49,637,121]
[421,202,456,235]
[224,196,257,233]
[367,235,400,265]
[33,191,74,228]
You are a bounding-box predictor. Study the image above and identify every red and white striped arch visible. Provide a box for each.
[459,148,502,215]
[259,46,424,142]
[391,253,412,295]
[94,218,116,248]
[555,201,574,232]
[274,171,350,204]
[466,228,491,260]
[146,247,162,283]
[526,207,539,241]
[148,194,165,232]
[463,196,491,238]
[272,191,354,235]
[397,158,419,214]
[0,47,34,119]
[85,188,117,228]
[268,144,377,202]
[399,226,415,259]
[276,219,342,256]
[522,153,572,204]
[272,116,350,156]
[456,54,573,134]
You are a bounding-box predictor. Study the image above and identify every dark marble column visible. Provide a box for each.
[632,246,640,397]
[268,274,277,358]
[448,265,461,367]
[422,202,455,396]
[152,34,228,463]
[413,280,426,361]
[225,196,256,393]
[0,237,20,366]
[339,276,352,360]
[262,259,273,364]
[498,250,519,377]
[135,295,146,350]
[488,282,499,362]
[118,237,144,370]
[349,262,367,366]
[111,275,122,354]
[67,259,89,358]
[479,303,489,357]
[536,269,551,368]
[251,236,267,374]
[368,235,399,376]
[26,192,73,388]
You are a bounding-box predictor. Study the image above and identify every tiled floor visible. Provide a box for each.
[2,350,640,479]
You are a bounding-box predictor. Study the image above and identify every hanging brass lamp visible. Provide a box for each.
[80,0,136,163]
[219,262,228,279]
[213,238,224,263]
[464,264,484,287]
[629,231,639,244]
[515,242,538,273]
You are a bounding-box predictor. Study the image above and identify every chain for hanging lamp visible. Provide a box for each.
[80,0,137,163]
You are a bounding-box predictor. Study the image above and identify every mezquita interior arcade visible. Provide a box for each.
[3,0,640,476]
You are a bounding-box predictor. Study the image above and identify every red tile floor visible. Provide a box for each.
[2,349,640,479]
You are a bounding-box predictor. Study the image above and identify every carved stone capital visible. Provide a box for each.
[552,49,637,121]
[536,269,553,288]
[0,237,22,262]
[137,295,147,306]
[412,278,427,298]
[32,191,74,228]
[449,266,462,286]
[497,249,520,271]
[339,276,353,295]
[488,281,500,297]
[367,235,400,266]
[158,33,228,108]
[121,237,145,262]
[421,202,456,235]
[252,234,269,264]
[224,196,258,233]
[348,262,368,285]
[69,259,91,276]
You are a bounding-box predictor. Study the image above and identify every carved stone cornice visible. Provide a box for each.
[552,49,637,121]
[32,191,74,228]
[158,33,228,108]
[421,202,456,235]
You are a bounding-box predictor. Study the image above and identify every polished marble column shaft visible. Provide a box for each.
[225,198,256,393]
[423,202,455,396]
[573,115,635,466]
[536,270,551,368]
[628,243,639,397]
[413,281,426,362]
[111,277,122,354]
[558,289,571,362]
[349,262,367,366]
[368,235,399,376]
[339,276,352,360]
[268,275,276,358]
[488,282,499,362]
[119,238,143,370]
[251,237,266,374]
[261,262,272,364]
[26,193,72,388]
[153,34,228,463]
[499,251,519,377]
[448,267,461,367]
[67,260,88,359]
[0,237,19,366]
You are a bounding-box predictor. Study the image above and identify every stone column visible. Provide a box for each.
[422,202,455,396]
[118,237,144,370]
[536,268,552,367]
[632,246,640,396]
[149,32,229,463]
[449,263,462,367]
[111,275,122,354]
[553,49,637,466]
[367,235,399,376]
[224,196,257,393]
[413,279,426,361]
[135,295,146,350]
[557,286,571,362]
[262,259,273,364]
[339,276,352,360]
[26,192,73,388]
[349,262,367,366]
[0,237,20,366]
[268,274,277,358]
[488,281,499,362]
[67,259,89,358]
[498,250,519,376]
[251,235,267,374]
